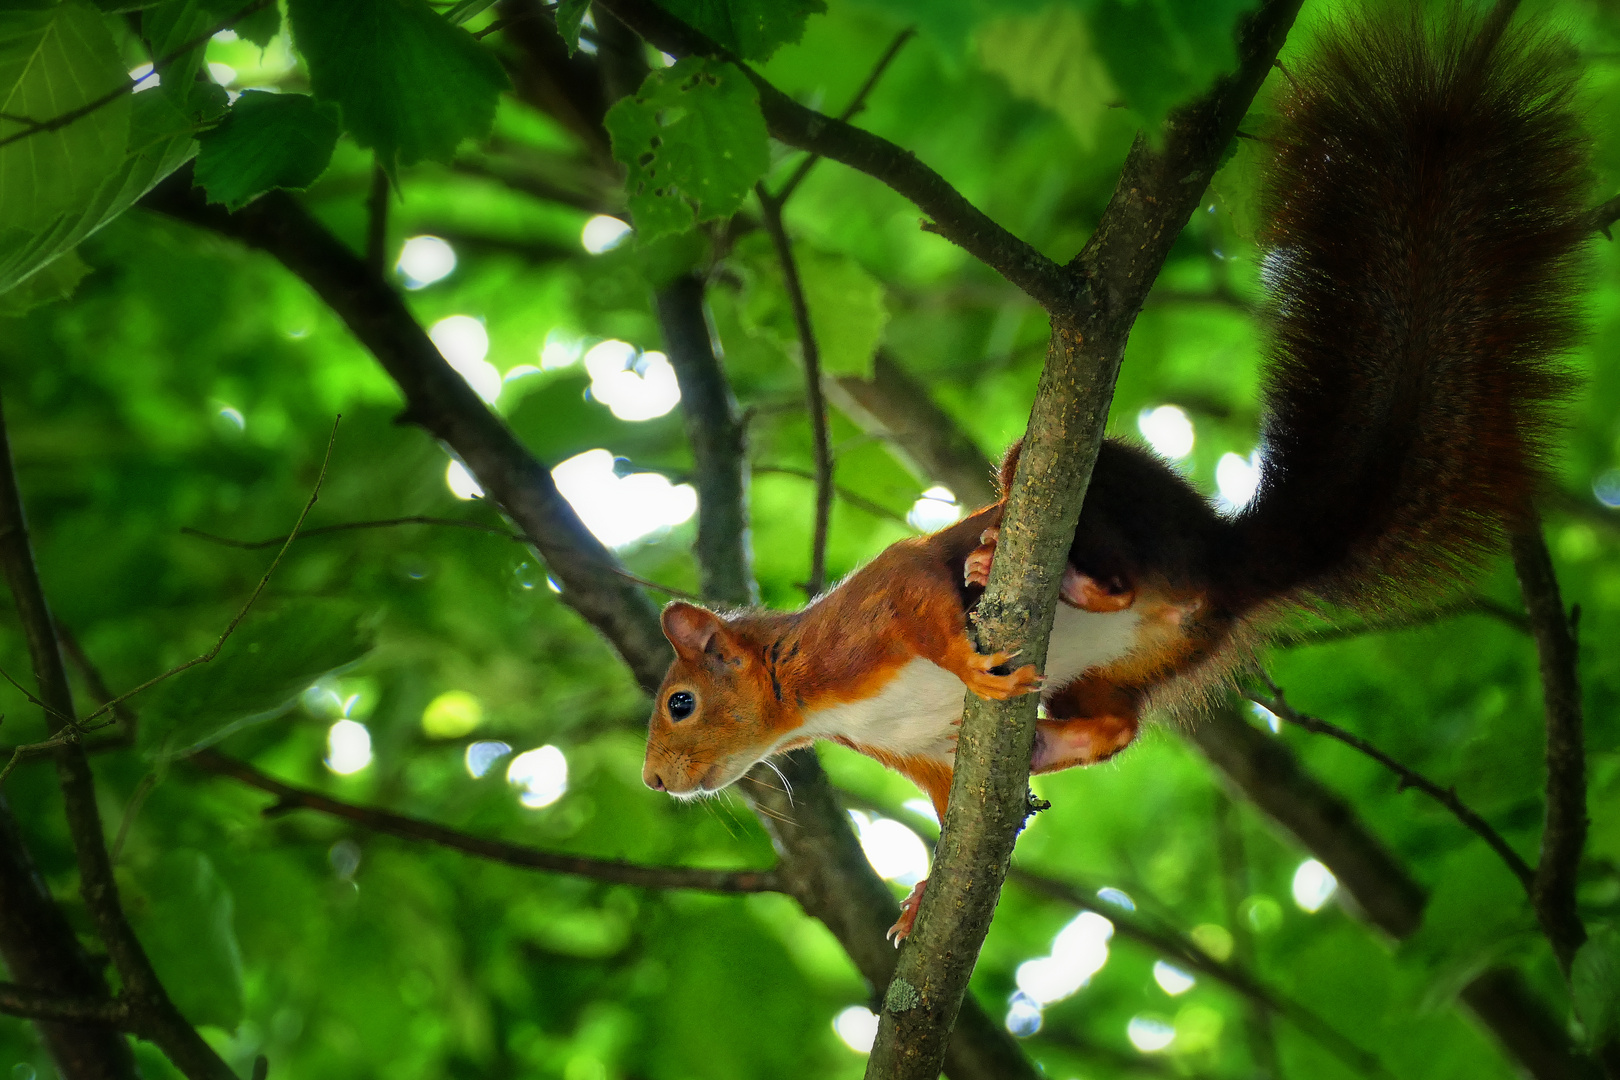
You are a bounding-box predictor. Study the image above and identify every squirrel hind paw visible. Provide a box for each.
[887,879,928,945]
[963,527,1000,588]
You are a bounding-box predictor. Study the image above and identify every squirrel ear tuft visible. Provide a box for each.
[662,602,724,658]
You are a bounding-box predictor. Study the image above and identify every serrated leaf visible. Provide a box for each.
[976,5,1116,149]
[0,248,89,315]
[1091,0,1247,135]
[1574,925,1620,1047]
[0,3,131,236]
[139,601,374,758]
[235,0,280,47]
[134,850,244,1030]
[557,0,591,55]
[737,235,887,378]
[195,90,339,209]
[288,0,507,169]
[604,57,767,241]
[654,0,825,62]
[141,0,244,115]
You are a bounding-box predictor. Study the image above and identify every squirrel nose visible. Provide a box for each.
[644,770,666,792]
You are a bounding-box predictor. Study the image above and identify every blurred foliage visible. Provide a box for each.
[0,1,1617,1079]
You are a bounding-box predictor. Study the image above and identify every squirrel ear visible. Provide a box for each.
[662,602,725,658]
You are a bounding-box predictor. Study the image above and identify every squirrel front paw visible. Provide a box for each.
[962,648,1042,699]
[887,879,928,945]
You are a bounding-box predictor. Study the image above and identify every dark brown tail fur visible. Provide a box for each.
[1223,4,1588,613]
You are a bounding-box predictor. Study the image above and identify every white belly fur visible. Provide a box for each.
[796,605,1141,763]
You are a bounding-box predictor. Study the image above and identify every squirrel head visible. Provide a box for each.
[642,602,795,799]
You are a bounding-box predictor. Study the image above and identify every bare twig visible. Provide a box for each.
[0,0,275,152]
[80,418,339,727]
[1510,521,1588,976]
[181,517,702,600]
[189,750,782,893]
[1274,593,1530,647]
[0,984,128,1028]
[756,187,834,596]
[1250,679,1536,893]
[773,27,916,206]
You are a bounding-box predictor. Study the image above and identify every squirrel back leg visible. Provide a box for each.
[1031,676,1141,773]
[964,526,1135,612]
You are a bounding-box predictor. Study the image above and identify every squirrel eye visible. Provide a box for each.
[667,691,696,720]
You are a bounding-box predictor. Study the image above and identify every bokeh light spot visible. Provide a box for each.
[1292,859,1338,913]
[1137,405,1195,460]
[325,720,372,775]
[581,215,632,254]
[397,235,456,288]
[422,690,483,739]
[508,745,567,808]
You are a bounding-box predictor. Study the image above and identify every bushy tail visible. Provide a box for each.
[1226,3,1589,613]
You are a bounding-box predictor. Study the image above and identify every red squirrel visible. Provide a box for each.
[641,6,1590,937]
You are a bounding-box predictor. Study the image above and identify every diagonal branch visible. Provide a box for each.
[1510,521,1588,975]
[756,186,835,595]
[866,3,1303,1076]
[589,0,1074,311]
[0,985,128,1028]
[1249,681,1536,892]
[142,170,1041,1080]
[189,750,782,893]
[140,172,676,693]
[0,395,234,1080]
[772,26,916,207]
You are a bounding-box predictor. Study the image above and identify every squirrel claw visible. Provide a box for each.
[963,527,1000,588]
[887,879,928,945]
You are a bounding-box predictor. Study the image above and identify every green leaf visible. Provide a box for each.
[139,601,375,757]
[653,0,825,61]
[194,91,340,209]
[1091,0,1248,134]
[234,0,282,48]
[0,248,89,316]
[604,57,768,241]
[0,3,131,250]
[976,4,1117,149]
[444,0,498,25]
[288,0,508,169]
[1574,925,1620,1047]
[737,235,887,377]
[140,0,245,114]
[133,850,245,1030]
[556,0,591,55]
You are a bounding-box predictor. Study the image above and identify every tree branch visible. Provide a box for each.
[588,0,1074,311]
[0,985,127,1028]
[772,27,916,207]
[141,173,676,693]
[1510,521,1588,976]
[655,274,757,607]
[188,750,781,893]
[866,4,1302,1076]
[1249,681,1536,893]
[0,395,235,1080]
[365,163,390,276]
[756,187,835,596]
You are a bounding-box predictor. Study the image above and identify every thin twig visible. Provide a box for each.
[189,749,783,893]
[181,516,702,600]
[0,983,129,1027]
[1250,678,1535,893]
[773,27,916,206]
[81,420,339,726]
[1274,593,1529,647]
[1510,521,1588,976]
[756,188,834,596]
[0,0,275,152]
[109,771,160,864]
